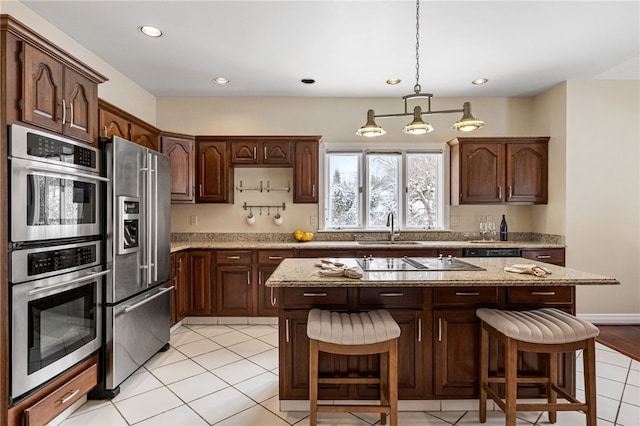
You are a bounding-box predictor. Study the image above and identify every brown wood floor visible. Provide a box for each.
[595,325,640,362]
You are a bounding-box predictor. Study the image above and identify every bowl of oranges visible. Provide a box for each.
[293,229,314,242]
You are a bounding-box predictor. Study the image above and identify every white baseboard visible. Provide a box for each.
[577,313,640,325]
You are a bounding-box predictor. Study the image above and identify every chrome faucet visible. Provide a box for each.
[386,211,400,242]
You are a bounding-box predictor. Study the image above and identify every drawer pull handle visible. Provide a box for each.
[536,255,552,259]
[380,292,404,297]
[303,292,327,297]
[455,292,480,296]
[226,256,241,259]
[531,291,556,296]
[268,256,283,260]
[270,286,277,306]
[60,389,80,404]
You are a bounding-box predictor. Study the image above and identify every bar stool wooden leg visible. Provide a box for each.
[479,325,489,423]
[309,339,319,426]
[389,338,398,426]
[583,339,598,426]
[548,352,558,423]
[505,337,518,426]
[380,350,388,425]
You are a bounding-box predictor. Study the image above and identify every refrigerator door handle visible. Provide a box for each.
[123,286,174,313]
[146,151,153,286]
[153,154,158,283]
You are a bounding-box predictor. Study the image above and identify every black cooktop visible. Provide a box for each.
[355,256,484,272]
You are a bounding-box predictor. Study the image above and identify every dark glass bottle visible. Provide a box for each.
[500,215,508,241]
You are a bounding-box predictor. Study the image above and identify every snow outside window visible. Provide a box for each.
[324,150,444,230]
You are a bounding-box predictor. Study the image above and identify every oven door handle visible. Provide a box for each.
[27,270,109,296]
[124,286,173,313]
[26,166,110,182]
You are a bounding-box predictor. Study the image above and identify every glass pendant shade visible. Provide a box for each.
[356,109,386,137]
[403,106,433,134]
[452,102,485,132]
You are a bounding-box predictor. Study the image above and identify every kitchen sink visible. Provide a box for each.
[356,241,423,245]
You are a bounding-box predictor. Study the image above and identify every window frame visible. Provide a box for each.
[320,143,450,231]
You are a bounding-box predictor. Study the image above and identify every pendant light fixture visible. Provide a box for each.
[356,0,484,137]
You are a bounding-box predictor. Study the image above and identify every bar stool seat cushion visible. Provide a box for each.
[307,309,401,345]
[476,308,599,344]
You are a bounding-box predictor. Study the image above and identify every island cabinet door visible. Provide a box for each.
[355,310,427,399]
[433,309,485,397]
[279,310,349,399]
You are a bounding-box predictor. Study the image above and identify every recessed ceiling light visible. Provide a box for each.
[138,25,163,37]
[386,78,401,85]
[213,77,229,85]
[301,78,315,84]
[472,78,488,85]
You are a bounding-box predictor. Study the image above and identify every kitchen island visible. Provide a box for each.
[266,257,618,408]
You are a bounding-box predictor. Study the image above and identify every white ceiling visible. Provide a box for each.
[20,0,640,98]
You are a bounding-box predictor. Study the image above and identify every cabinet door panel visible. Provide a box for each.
[216,266,253,316]
[188,251,212,316]
[63,68,97,143]
[294,141,318,203]
[100,108,128,139]
[460,143,504,204]
[356,310,425,398]
[21,42,64,133]
[230,141,258,165]
[197,141,231,203]
[506,143,548,203]
[262,140,292,165]
[162,136,195,203]
[130,122,159,151]
[258,266,279,316]
[433,309,481,396]
[176,252,190,320]
[280,311,349,399]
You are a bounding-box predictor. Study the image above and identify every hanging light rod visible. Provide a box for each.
[356,0,485,137]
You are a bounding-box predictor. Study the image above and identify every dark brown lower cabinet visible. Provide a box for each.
[433,309,483,397]
[188,250,213,316]
[216,265,253,316]
[279,289,425,400]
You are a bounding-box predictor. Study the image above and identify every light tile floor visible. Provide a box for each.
[58,323,640,426]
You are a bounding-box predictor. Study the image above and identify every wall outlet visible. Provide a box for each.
[190,215,198,226]
[450,215,460,226]
[310,215,318,227]
[486,215,493,223]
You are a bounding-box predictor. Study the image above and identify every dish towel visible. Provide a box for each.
[504,263,552,277]
[317,266,363,279]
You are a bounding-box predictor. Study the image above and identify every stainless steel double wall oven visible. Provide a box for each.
[8,124,108,401]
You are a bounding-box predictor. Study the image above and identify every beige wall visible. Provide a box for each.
[530,83,567,236]
[565,80,640,315]
[0,0,157,124]
[159,96,539,235]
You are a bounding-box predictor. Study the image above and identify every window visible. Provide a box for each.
[324,148,446,230]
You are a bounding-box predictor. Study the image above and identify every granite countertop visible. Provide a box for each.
[265,257,619,288]
[170,240,565,253]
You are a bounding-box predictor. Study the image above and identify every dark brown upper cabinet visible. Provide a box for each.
[230,139,292,166]
[196,137,234,203]
[449,137,549,205]
[161,132,196,203]
[98,99,160,151]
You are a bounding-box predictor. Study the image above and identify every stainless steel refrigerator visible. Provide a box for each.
[98,136,171,397]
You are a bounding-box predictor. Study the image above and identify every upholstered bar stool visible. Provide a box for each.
[307,308,401,426]
[476,308,600,426]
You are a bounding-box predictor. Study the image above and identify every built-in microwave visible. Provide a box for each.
[8,124,108,243]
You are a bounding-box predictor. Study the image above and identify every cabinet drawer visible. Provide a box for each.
[358,287,423,308]
[24,363,98,426]
[433,287,499,307]
[507,286,573,305]
[520,249,565,266]
[282,287,348,307]
[216,250,252,264]
[258,249,294,264]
